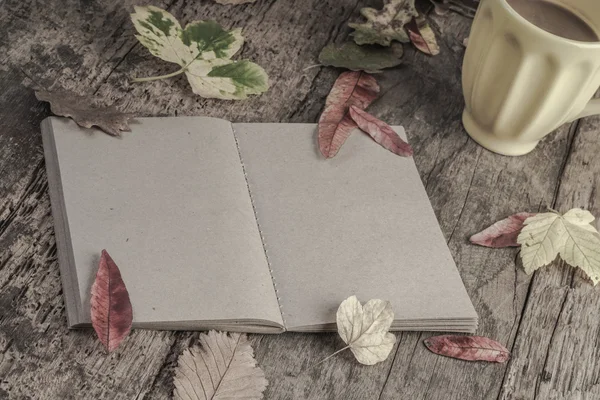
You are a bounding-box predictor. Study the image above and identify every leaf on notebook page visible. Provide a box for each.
[517,209,600,285]
[470,212,536,248]
[318,71,380,158]
[349,0,418,46]
[405,15,440,56]
[348,105,413,157]
[35,89,133,137]
[173,331,268,400]
[318,42,404,73]
[131,6,268,99]
[90,250,133,352]
[424,335,510,363]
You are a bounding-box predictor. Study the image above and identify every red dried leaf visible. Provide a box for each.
[90,250,133,352]
[406,16,440,56]
[470,212,536,248]
[348,106,413,157]
[318,71,380,158]
[424,335,510,363]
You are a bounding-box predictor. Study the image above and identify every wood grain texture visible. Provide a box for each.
[1,0,599,398]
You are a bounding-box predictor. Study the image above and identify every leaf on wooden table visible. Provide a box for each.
[131,6,268,99]
[518,209,600,285]
[406,15,440,56]
[90,250,133,352]
[470,212,536,248]
[173,330,268,400]
[35,89,133,137]
[424,335,510,363]
[318,71,380,158]
[318,42,404,73]
[349,0,418,46]
[348,106,413,157]
[214,0,257,4]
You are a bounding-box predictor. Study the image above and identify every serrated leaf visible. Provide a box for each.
[173,331,268,400]
[470,212,537,248]
[406,15,440,56]
[424,335,510,363]
[336,295,396,365]
[35,89,133,136]
[348,105,413,157]
[318,71,380,158]
[90,250,133,352]
[131,6,268,99]
[318,42,403,73]
[349,0,418,46]
[517,209,600,285]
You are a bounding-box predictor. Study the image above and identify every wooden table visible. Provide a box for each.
[1,0,599,398]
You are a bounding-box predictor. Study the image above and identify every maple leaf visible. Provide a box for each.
[349,0,419,46]
[424,335,510,363]
[131,6,268,99]
[318,71,380,158]
[318,42,404,73]
[406,15,440,56]
[35,89,133,137]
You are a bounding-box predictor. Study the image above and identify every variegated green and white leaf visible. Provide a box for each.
[349,0,419,46]
[130,6,268,99]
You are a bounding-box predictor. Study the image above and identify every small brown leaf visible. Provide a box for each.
[348,106,413,157]
[35,89,133,136]
[406,16,440,56]
[318,71,380,158]
[91,250,133,352]
[424,335,510,363]
[470,212,536,248]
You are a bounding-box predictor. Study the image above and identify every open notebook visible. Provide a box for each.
[41,116,478,334]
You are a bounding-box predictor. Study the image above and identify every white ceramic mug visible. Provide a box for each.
[462,0,600,156]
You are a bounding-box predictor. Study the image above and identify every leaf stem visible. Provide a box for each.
[299,345,350,375]
[131,67,187,83]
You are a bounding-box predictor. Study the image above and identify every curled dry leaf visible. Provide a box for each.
[470,212,536,248]
[35,89,133,137]
[424,335,510,363]
[348,105,413,157]
[90,250,133,352]
[406,16,440,56]
[318,41,404,74]
[349,0,418,46]
[173,331,268,400]
[318,71,380,158]
[336,295,396,365]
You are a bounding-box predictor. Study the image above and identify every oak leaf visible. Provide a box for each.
[424,335,510,363]
[318,42,403,73]
[406,16,440,56]
[349,0,418,46]
[173,331,268,400]
[470,212,536,248]
[90,250,133,352]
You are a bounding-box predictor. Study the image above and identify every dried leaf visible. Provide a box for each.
[470,212,536,248]
[131,6,268,99]
[424,335,510,363]
[90,250,133,352]
[349,0,418,46]
[173,331,268,400]
[214,0,256,4]
[35,89,133,137]
[518,209,600,285]
[406,16,440,56]
[336,295,396,365]
[318,71,380,158]
[318,42,403,73]
[348,106,413,157]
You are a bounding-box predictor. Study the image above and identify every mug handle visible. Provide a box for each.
[576,98,600,119]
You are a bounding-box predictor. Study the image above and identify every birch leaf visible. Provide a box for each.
[424,335,510,363]
[318,71,380,158]
[336,295,396,365]
[517,209,600,284]
[173,331,268,400]
[318,42,404,73]
[349,0,419,46]
[348,105,413,157]
[470,212,536,248]
[131,6,268,99]
[406,15,440,56]
[90,250,133,352]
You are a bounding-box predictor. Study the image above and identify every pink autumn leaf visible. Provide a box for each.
[424,335,510,363]
[318,71,380,158]
[348,105,413,157]
[470,212,536,248]
[90,250,133,352]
